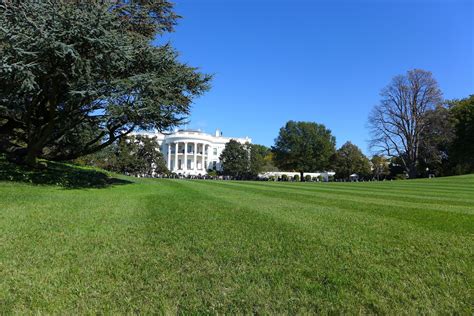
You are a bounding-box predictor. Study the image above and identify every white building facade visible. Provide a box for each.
[258,171,336,181]
[137,129,251,176]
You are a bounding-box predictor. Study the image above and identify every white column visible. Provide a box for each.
[184,142,188,171]
[202,145,205,170]
[194,142,197,172]
[174,142,178,171]
[206,145,210,171]
[167,143,171,170]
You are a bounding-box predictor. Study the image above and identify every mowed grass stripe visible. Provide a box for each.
[138,180,390,313]
[194,180,474,217]
[1,174,473,313]
[263,181,474,199]
[182,180,469,239]
[281,177,474,192]
[190,180,474,233]
[334,182,474,194]
[177,179,471,258]
[247,181,474,207]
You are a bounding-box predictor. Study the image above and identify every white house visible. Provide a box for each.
[135,129,251,176]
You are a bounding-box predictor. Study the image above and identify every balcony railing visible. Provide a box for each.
[169,151,209,155]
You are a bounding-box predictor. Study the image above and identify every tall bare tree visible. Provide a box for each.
[368,69,443,178]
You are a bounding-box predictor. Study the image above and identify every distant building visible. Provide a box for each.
[258,171,336,181]
[135,129,251,176]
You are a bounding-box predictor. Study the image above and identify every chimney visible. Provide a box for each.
[215,129,222,137]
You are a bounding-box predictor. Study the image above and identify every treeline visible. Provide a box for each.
[219,90,473,181]
[368,69,473,179]
[0,1,471,184]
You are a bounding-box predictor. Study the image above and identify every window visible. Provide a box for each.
[212,161,217,170]
[213,148,217,155]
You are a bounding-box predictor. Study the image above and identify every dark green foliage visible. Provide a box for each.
[220,141,268,179]
[248,144,266,177]
[77,135,168,176]
[116,135,168,176]
[449,95,474,174]
[394,173,408,180]
[207,170,218,177]
[418,105,456,176]
[332,142,371,180]
[251,144,271,157]
[406,95,474,177]
[220,140,249,179]
[251,144,279,172]
[388,157,407,179]
[0,155,130,188]
[0,1,210,166]
[272,121,336,181]
[304,174,312,182]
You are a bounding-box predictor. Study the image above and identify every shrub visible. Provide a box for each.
[293,174,300,182]
[328,175,334,182]
[281,174,288,181]
[207,170,218,178]
[395,173,407,180]
[305,175,312,182]
[318,175,324,182]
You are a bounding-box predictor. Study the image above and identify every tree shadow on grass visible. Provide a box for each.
[0,157,132,189]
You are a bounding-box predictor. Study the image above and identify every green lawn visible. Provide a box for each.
[1,169,473,313]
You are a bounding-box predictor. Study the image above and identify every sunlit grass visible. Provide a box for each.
[1,171,473,313]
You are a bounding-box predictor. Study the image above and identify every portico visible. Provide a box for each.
[134,128,252,176]
[166,141,211,176]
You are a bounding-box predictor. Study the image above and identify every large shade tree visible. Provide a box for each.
[220,140,249,179]
[220,141,269,179]
[0,1,210,166]
[332,142,371,180]
[272,121,336,181]
[368,69,443,178]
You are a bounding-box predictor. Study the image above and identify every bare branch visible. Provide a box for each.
[368,69,443,178]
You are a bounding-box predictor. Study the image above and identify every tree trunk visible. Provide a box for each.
[23,150,39,168]
[300,171,304,182]
[23,142,43,168]
[407,163,418,179]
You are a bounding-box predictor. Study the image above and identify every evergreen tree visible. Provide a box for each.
[220,140,249,179]
[0,1,210,166]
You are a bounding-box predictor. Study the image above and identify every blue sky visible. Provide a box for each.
[156,0,473,153]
